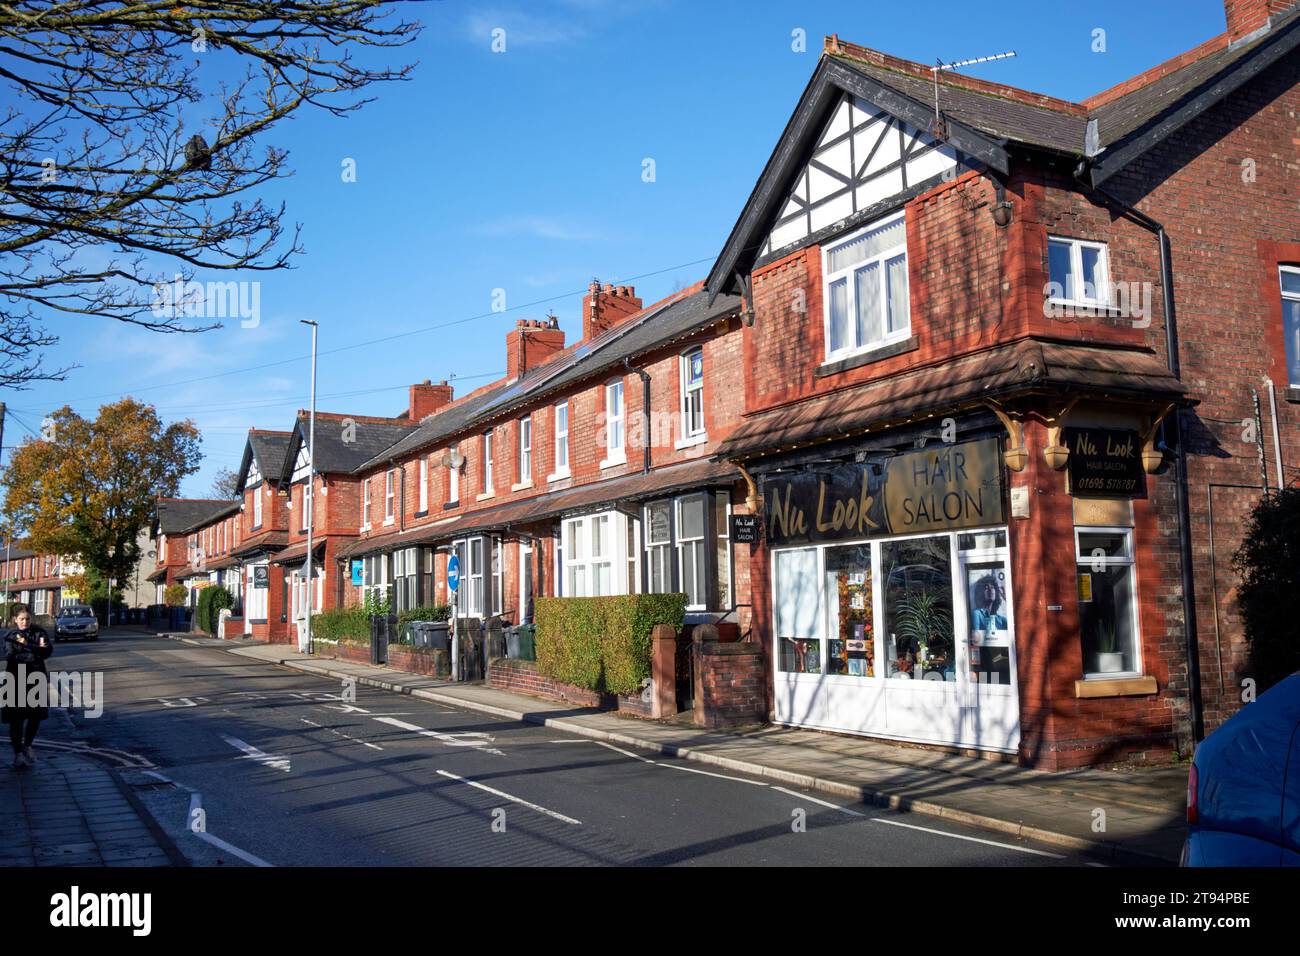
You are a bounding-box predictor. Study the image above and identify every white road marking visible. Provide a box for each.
[300,717,383,750]
[657,762,768,786]
[436,770,581,825]
[869,817,1068,858]
[222,735,291,772]
[771,786,864,816]
[371,716,504,756]
[593,740,656,764]
[184,792,273,867]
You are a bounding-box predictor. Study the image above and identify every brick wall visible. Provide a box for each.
[693,641,765,729]
[488,657,654,716]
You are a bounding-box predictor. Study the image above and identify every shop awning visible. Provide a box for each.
[231,531,288,559]
[337,457,740,560]
[270,540,327,567]
[715,337,1192,460]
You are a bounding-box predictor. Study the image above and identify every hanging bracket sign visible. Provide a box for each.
[1063,427,1146,499]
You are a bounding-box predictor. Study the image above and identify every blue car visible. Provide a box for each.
[1182,672,1300,866]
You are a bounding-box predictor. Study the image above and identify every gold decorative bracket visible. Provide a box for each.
[985,401,1027,471]
[1140,403,1176,473]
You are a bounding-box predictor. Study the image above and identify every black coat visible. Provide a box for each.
[2,625,53,723]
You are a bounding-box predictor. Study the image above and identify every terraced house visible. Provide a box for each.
[148,498,244,606]
[229,429,293,643]
[705,0,1300,767]
[339,281,746,637]
[2,543,67,615]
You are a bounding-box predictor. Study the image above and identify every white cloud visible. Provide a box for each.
[472,215,606,241]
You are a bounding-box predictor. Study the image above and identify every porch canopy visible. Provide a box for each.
[714,337,1192,461]
[232,531,288,559]
[338,457,740,560]
[270,540,326,567]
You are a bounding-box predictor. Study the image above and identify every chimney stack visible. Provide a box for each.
[407,379,454,421]
[582,279,643,342]
[506,316,565,380]
[1223,0,1294,40]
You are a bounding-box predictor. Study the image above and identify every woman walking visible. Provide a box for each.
[3,604,53,769]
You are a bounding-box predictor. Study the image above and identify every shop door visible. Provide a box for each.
[954,548,1020,752]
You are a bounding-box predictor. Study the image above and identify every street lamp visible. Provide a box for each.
[300,319,318,655]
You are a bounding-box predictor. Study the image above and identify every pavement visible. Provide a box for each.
[173,633,1188,865]
[0,745,181,867]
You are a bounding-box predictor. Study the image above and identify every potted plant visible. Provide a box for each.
[1094,621,1124,673]
[895,590,952,672]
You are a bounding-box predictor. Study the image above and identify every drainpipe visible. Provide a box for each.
[623,357,652,474]
[1076,165,1205,747]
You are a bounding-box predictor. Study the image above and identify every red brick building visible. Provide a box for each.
[148,498,242,602]
[336,282,746,642]
[231,429,292,642]
[1,543,66,617]
[703,1,1300,767]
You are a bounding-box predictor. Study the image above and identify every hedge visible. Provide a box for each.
[311,604,372,643]
[535,593,687,696]
[198,586,233,635]
[1233,487,1300,691]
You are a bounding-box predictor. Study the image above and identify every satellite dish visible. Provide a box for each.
[448,447,464,470]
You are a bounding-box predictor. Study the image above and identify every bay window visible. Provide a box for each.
[394,547,418,613]
[451,536,501,618]
[562,511,634,597]
[362,553,389,607]
[677,495,707,609]
[822,213,909,360]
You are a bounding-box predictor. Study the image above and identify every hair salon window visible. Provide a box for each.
[822,212,909,361]
[1076,527,1140,678]
[776,548,821,673]
[881,535,955,680]
[825,544,873,677]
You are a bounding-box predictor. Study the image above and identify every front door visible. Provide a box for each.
[954,545,1019,751]
[519,543,533,624]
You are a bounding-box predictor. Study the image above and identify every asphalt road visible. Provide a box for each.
[41,628,1104,867]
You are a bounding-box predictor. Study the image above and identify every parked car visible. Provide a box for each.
[54,604,99,641]
[1182,672,1300,866]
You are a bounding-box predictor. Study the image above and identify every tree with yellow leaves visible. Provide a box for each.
[2,398,200,601]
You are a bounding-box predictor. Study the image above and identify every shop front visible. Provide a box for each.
[763,435,1020,753]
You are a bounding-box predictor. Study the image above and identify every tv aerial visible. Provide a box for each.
[930,50,1017,137]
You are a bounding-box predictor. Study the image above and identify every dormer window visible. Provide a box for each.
[822,212,909,361]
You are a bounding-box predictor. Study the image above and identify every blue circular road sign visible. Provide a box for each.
[447,554,461,593]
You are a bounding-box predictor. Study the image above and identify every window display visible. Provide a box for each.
[1076,528,1138,676]
[965,564,1010,684]
[882,535,954,680]
[775,547,821,673]
[825,545,873,677]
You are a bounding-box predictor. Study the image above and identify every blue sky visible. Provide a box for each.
[6,0,1229,496]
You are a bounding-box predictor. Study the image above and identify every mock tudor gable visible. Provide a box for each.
[761,92,962,259]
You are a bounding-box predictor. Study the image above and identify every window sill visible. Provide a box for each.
[816,335,918,377]
[674,433,708,450]
[414,509,428,519]
[382,518,395,527]
[476,492,495,502]
[599,455,627,471]
[1073,675,1158,698]
[1286,386,1300,405]
[511,480,534,492]
[547,470,571,483]
[443,500,459,511]
[1046,298,1121,315]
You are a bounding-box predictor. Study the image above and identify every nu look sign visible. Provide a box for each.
[763,438,1005,546]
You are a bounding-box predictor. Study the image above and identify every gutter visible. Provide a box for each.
[1075,161,1205,748]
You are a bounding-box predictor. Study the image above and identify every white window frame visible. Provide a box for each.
[1048,236,1111,309]
[448,445,460,504]
[518,416,533,485]
[821,211,910,362]
[418,456,429,513]
[1280,265,1300,387]
[300,482,312,532]
[676,494,708,611]
[482,431,494,495]
[550,402,570,480]
[678,346,706,447]
[384,468,396,525]
[361,478,372,531]
[1074,526,1142,680]
[561,511,631,597]
[602,380,626,468]
[451,535,497,618]
[252,484,263,528]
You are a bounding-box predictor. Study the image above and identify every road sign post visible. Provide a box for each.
[447,553,461,681]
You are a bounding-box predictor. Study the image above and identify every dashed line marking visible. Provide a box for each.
[435,770,581,825]
[300,717,383,750]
